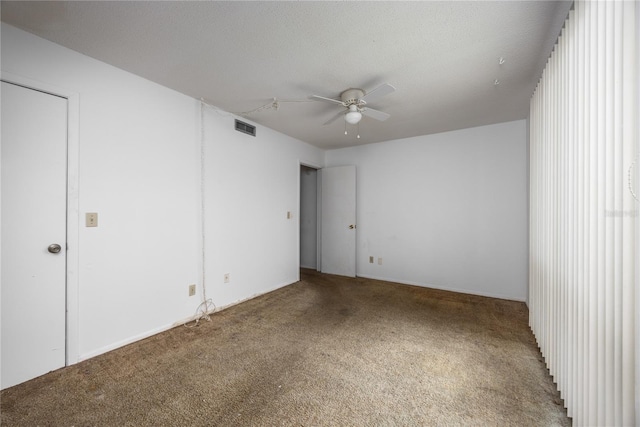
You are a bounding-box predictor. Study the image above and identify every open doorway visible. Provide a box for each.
[299,164,357,276]
[300,165,318,270]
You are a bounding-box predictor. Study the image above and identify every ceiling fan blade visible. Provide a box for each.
[362,107,390,122]
[310,95,345,106]
[322,110,345,125]
[361,83,396,104]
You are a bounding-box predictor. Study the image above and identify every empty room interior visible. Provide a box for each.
[1,1,638,425]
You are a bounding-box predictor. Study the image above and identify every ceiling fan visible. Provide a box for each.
[310,83,395,126]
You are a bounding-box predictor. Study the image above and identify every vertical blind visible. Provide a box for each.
[529,1,638,425]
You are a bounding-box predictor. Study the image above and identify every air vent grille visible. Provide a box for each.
[235,119,256,137]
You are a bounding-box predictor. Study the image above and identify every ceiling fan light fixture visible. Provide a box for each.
[345,105,362,125]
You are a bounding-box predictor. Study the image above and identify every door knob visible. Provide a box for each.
[48,244,62,254]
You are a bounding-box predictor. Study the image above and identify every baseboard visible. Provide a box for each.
[356,274,527,303]
[78,322,179,362]
[174,278,299,327]
[79,278,300,362]
[78,275,523,363]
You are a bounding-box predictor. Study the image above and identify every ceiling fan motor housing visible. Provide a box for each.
[340,88,366,106]
[310,83,393,126]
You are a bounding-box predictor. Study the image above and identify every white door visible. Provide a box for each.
[320,165,356,277]
[1,81,68,389]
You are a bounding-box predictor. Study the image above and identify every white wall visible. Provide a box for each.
[1,23,323,362]
[299,166,318,269]
[325,120,528,301]
[202,111,323,308]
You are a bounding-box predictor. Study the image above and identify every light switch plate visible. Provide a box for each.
[86,212,98,227]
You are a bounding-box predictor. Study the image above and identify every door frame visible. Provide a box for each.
[2,72,80,366]
[297,159,323,280]
[297,161,359,277]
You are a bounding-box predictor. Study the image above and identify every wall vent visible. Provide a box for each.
[235,119,256,137]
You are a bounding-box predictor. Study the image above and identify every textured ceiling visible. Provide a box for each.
[1,1,571,149]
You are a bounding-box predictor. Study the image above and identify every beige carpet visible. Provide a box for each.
[1,270,570,426]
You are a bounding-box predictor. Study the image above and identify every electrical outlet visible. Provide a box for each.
[188,284,196,296]
[378,257,383,265]
[224,273,230,283]
[369,256,374,263]
[86,212,98,227]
